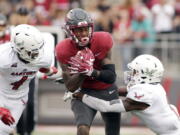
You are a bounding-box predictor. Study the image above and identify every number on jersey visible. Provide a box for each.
[11,76,28,90]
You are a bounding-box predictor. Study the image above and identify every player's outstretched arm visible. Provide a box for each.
[39,66,58,79]
[73,92,149,112]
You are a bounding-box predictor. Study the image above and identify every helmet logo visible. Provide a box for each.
[144,68,157,77]
[78,21,87,26]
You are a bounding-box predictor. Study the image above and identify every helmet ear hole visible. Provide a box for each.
[141,70,144,74]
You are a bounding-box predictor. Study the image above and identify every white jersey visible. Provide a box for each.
[82,83,180,135]
[127,84,180,135]
[0,41,52,99]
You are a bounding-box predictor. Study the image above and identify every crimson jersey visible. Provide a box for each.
[56,32,114,90]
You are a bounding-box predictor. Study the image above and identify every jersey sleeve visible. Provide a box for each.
[55,39,73,65]
[99,32,113,51]
[35,33,55,68]
[126,85,153,106]
[55,43,65,64]
[91,32,113,59]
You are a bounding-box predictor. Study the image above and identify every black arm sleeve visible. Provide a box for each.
[92,64,116,84]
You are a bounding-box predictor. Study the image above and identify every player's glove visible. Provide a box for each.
[68,48,95,76]
[63,91,73,102]
[63,89,81,102]
[39,66,58,79]
[0,107,15,126]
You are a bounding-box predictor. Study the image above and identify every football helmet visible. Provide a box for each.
[0,14,7,37]
[124,54,164,88]
[64,8,93,47]
[11,24,44,62]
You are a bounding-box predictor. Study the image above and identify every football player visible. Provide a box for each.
[0,24,57,135]
[73,54,180,135]
[55,8,121,135]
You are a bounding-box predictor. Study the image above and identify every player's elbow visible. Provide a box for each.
[95,64,117,84]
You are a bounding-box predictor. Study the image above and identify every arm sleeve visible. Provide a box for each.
[93,64,116,84]
[82,94,126,112]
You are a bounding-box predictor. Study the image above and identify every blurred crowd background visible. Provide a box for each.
[0,0,179,35]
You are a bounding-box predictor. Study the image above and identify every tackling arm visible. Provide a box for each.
[39,66,58,79]
[73,92,149,112]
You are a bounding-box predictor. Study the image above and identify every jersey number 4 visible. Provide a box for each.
[11,76,28,90]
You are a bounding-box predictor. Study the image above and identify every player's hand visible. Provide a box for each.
[39,66,58,79]
[68,48,95,76]
[63,91,73,102]
[0,107,15,126]
[68,56,94,76]
[76,47,95,65]
[73,92,84,100]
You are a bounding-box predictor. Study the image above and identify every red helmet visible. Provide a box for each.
[64,8,93,47]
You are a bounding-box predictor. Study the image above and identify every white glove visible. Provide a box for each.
[63,89,81,102]
[63,91,73,102]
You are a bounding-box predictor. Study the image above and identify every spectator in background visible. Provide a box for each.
[0,0,12,17]
[9,6,33,26]
[151,0,175,34]
[95,2,114,33]
[112,8,132,70]
[173,0,180,33]
[0,13,10,44]
[84,0,100,23]
[142,0,158,9]
[33,6,51,26]
[130,8,155,57]
[113,9,131,44]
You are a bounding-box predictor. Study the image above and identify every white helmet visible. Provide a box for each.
[11,24,44,62]
[124,54,164,88]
